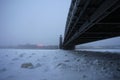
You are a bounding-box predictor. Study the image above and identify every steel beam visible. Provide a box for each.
[64,0,79,38]
[64,0,91,43]
[64,0,120,46]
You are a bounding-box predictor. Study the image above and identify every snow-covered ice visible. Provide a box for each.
[0,49,120,80]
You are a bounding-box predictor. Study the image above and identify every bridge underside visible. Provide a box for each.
[63,0,120,50]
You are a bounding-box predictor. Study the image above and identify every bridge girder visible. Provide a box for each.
[63,0,120,49]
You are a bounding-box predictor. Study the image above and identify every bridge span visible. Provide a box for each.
[61,0,120,50]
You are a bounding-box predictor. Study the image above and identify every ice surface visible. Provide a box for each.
[0,49,120,80]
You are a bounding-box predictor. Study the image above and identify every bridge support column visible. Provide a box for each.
[59,35,63,49]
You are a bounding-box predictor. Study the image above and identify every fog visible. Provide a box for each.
[0,0,120,46]
[77,37,120,47]
[0,0,71,46]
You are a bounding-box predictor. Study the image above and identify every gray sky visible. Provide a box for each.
[0,0,120,46]
[0,0,71,46]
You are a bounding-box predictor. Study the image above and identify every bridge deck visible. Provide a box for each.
[63,0,120,49]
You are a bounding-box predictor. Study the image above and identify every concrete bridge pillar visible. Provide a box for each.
[59,35,63,49]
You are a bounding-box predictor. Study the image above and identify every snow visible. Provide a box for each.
[76,49,120,53]
[0,49,120,80]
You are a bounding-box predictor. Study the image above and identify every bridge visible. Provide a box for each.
[60,0,120,50]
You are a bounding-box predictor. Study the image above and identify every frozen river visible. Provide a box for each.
[0,49,120,80]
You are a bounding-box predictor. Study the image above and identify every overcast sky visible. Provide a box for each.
[0,0,71,46]
[0,0,120,46]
